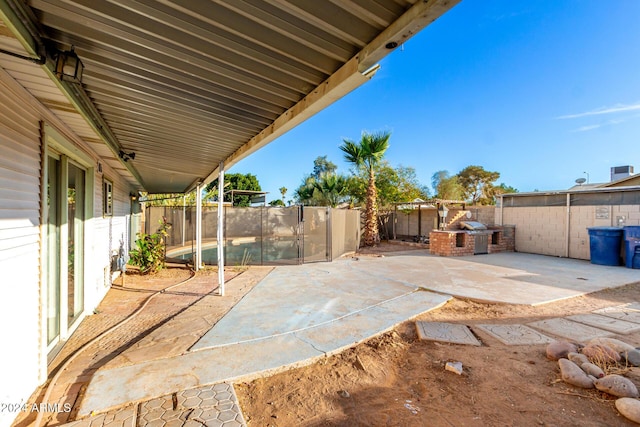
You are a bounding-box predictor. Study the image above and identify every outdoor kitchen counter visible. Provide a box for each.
[429,226,515,257]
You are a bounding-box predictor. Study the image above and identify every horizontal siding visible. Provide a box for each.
[0,73,41,427]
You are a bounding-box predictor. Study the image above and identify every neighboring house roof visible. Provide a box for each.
[568,183,604,191]
[599,174,640,188]
[0,1,459,193]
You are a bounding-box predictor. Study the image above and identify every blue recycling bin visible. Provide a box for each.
[587,227,623,266]
[623,226,640,269]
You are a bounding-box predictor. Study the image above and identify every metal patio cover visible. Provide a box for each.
[1,0,457,193]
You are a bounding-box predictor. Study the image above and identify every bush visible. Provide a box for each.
[129,217,171,274]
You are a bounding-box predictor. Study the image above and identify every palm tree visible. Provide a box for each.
[340,131,390,246]
[279,186,287,203]
[313,173,347,208]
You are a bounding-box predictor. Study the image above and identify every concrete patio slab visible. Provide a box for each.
[192,261,420,350]
[527,318,613,342]
[336,253,640,306]
[567,313,640,334]
[595,305,640,324]
[79,289,450,416]
[415,321,481,346]
[475,324,555,345]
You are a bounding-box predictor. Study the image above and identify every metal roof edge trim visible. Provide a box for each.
[501,186,640,198]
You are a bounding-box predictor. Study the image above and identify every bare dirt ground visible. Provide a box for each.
[235,244,640,427]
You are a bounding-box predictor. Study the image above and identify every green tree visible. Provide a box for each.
[456,165,500,205]
[340,131,390,246]
[313,173,348,208]
[294,176,319,205]
[207,173,262,207]
[268,199,285,206]
[312,155,337,179]
[279,186,287,203]
[347,161,428,210]
[293,156,343,206]
[431,170,464,201]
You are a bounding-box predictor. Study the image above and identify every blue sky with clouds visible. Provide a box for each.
[231,0,640,203]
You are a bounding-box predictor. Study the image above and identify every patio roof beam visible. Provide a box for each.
[0,0,44,59]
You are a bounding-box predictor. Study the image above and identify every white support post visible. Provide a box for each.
[217,162,225,296]
[182,195,186,247]
[195,183,202,271]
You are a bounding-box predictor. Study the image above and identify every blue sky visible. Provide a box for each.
[231,1,640,203]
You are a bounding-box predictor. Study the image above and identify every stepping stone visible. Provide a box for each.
[415,321,481,346]
[622,302,640,312]
[474,324,554,345]
[567,313,640,334]
[594,305,640,324]
[527,318,613,342]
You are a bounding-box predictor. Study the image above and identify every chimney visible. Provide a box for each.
[611,165,634,182]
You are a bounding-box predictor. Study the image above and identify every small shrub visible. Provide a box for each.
[129,217,171,274]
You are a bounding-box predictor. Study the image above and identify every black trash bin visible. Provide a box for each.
[587,227,623,266]
[623,226,640,269]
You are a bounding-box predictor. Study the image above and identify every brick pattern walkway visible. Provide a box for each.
[62,383,245,427]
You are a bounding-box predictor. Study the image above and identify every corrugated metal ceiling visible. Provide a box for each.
[1,0,458,193]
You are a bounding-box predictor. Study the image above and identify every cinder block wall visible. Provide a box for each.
[502,206,566,257]
[501,203,640,260]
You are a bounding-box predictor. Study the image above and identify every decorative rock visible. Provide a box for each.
[445,361,463,375]
[595,375,639,398]
[581,362,605,378]
[621,349,640,367]
[616,397,640,423]
[558,358,594,389]
[590,337,635,353]
[568,352,589,365]
[546,341,578,361]
[582,344,621,364]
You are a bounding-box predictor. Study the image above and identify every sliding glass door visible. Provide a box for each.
[46,153,86,349]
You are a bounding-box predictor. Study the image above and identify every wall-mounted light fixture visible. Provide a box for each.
[56,46,84,84]
[119,150,136,162]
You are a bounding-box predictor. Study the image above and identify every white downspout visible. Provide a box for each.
[217,162,225,296]
[195,183,202,271]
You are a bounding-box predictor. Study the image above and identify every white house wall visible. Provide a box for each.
[0,66,136,427]
[0,68,42,427]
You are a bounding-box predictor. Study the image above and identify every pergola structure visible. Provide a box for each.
[0,0,460,290]
[394,198,466,237]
